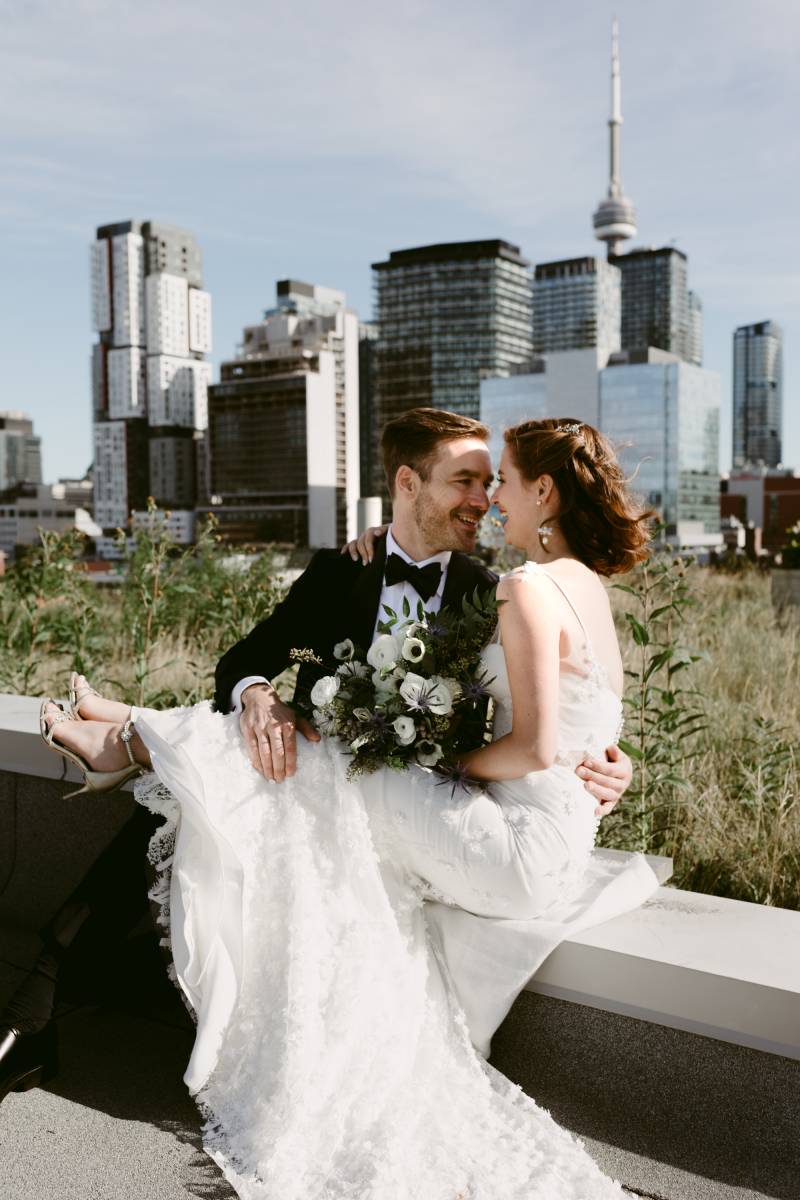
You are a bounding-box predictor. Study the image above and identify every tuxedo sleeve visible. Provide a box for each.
[213,551,331,714]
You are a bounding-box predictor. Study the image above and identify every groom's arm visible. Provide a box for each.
[215,552,347,783]
[214,551,333,713]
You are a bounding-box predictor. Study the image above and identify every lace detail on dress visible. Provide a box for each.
[134,771,186,996]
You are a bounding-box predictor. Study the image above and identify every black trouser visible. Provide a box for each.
[4,805,164,1029]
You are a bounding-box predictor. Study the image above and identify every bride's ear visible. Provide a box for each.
[534,474,555,507]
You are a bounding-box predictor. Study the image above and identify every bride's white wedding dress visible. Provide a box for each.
[132,562,658,1199]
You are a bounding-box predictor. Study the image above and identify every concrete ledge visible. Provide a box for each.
[526,882,800,1061]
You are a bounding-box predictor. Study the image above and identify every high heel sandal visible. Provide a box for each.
[39,699,144,799]
[68,672,100,719]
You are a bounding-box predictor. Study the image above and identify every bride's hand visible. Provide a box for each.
[576,744,632,816]
[341,525,388,565]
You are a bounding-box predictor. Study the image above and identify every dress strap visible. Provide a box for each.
[523,561,592,647]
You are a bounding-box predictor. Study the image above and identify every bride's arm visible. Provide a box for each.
[459,573,561,782]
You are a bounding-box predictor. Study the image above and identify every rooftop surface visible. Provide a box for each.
[1,932,797,1200]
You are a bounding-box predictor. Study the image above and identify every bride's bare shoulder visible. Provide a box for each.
[496,564,558,608]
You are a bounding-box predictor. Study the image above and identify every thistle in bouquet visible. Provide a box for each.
[292,586,501,786]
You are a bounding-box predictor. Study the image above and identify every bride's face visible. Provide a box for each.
[491,449,539,550]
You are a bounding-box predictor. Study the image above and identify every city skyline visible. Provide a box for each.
[3,0,798,482]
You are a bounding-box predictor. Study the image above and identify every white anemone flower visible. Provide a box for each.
[416,740,444,767]
[401,636,426,664]
[310,675,340,708]
[399,673,453,716]
[333,638,355,661]
[313,708,337,735]
[366,634,400,671]
[393,716,417,746]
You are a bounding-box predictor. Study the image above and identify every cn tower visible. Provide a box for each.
[592,18,637,257]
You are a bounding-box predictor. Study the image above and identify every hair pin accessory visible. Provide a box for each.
[555,422,583,435]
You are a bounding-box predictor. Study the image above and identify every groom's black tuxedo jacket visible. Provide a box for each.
[214,538,499,716]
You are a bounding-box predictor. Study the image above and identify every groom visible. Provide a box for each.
[0,407,629,1102]
[215,406,631,810]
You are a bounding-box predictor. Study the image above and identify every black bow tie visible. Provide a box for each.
[384,553,443,602]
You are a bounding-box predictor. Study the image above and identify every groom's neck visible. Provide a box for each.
[389,518,440,563]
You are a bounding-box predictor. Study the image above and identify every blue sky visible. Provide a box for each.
[2,0,798,481]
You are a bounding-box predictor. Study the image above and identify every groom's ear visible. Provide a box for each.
[394,464,419,499]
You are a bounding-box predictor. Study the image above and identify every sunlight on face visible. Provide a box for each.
[412,437,494,553]
[491,447,537,550]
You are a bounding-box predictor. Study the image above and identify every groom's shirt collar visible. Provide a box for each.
[372,529,451,636]
[385,527,452,576]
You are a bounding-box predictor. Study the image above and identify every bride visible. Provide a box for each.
[41,418,658,1199]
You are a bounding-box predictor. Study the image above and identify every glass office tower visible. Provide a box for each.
[533,256,621,357]
[732,321,783,468]
[600,355,720,540]
[370,240,532,490]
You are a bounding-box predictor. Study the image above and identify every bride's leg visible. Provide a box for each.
[42,703,152,771]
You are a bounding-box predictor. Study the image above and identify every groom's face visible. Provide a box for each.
[411,437,493,554]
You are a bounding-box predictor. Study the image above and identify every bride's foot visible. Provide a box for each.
[69,674,132,724]
[42,703,151,772]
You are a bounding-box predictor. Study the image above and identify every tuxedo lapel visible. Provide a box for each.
[349,538,387,652]
[441,551,479,612]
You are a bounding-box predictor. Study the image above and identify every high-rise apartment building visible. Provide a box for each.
[90,220,212,546]
[0,412,42,495]
[358,320,379,501]
[370,240,532,490]
[732,321,783,468]
[205,280,359,547]
[608,246,701,364]
[533,257,621,357]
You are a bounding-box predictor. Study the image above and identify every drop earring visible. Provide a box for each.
[538,521,553,551]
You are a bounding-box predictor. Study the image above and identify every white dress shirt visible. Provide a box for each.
[372,527,451,640]
[231,527,452,713]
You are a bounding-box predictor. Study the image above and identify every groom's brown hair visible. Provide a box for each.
[381,407,489,498]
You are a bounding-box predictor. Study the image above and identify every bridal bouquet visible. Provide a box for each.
[291,588,500,782]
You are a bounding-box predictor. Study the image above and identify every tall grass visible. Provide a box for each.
[605,565,800,909]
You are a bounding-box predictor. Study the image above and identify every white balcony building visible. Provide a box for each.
[91,220,212,537]
[111,232,145,348]
[146,356,211,429]
[107,348,146,420]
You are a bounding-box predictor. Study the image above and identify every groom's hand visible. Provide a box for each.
[576,744,632,817]
[240,683,321,783]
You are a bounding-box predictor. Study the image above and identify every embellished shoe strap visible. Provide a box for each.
[43,708,71,746]
[119,718,137,767]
